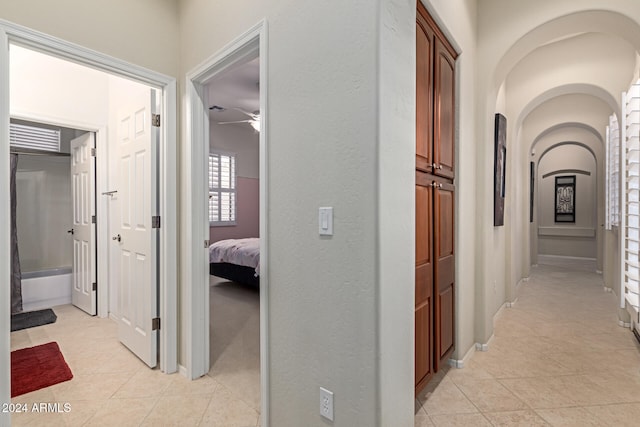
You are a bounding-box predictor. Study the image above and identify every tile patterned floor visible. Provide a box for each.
[9,276,261,426]
[9,262,640,425]
[415,262,640,426]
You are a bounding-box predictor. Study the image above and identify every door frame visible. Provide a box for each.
[184,20,269,424]
[0,20,178,413]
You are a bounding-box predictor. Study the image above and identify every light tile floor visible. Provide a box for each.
[416,262,640,427]
[9,276,261,426]
[10,262,640,426]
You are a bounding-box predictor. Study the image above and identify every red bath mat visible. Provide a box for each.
[11,342,73,397]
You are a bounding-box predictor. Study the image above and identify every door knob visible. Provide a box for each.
[67,229,74,235]
[112,234,121,242]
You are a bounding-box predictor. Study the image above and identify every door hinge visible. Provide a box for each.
[91,147,96,157]
[152,114,161,127]
[152,317,161,331]
[92,282,97,291]
[204,240,210,248]
[152,216,161,228]
[91,215,96,224]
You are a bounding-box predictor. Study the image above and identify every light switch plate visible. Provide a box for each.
[319,207,333,236]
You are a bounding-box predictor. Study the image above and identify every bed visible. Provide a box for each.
[209,238,260,287]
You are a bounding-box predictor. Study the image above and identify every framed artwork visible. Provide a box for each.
[494,113,507,226]
[555,175,576,223]
[530,161,534,223]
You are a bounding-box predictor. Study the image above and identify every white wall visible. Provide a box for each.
[210,122,259,179]
[0,0,179,77]
[10,45,109,128]
[181,1,380,425]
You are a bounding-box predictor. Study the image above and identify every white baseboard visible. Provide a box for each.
[618,320,631,328]
[475,342,489,352]
[476,332,494,352]
[447,343,476,369]
[178,364,188,378]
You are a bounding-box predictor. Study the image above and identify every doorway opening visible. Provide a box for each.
[185,20,268,425]
[9,42,162,367]
[1,24,177,391]
[206,55,261,415]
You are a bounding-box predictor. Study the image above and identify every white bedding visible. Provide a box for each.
[209,238,260,275]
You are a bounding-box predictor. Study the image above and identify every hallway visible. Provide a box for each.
[415,261,640,426]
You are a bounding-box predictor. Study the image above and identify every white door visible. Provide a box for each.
[70,133,97,315]
[116,88,159,368]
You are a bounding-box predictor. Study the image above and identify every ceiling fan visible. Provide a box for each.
[212,106,260,132]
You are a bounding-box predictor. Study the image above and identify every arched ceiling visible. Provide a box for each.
[493,10,640,90]
[483,8,640,159]
[521,93,613,149]
[502,27,638,154]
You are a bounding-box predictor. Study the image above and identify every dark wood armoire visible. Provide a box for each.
[415,1,457,395]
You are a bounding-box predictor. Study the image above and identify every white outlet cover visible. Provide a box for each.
[320,387,334,421]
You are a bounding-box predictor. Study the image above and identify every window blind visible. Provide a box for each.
[606,124,611,230]
[608,115,620,228]
[209,152,236,224]
[624,82,640,320]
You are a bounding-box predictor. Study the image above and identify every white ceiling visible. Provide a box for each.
[205,57,260,128]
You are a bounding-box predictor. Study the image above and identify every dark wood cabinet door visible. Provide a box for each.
[415,179,433,391]
[434,182,455,369]
[433,39,456,179]
[416,16,434,174]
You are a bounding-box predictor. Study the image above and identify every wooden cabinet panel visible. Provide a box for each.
[415,183,433,391]
[434,183,455,369]
[415,185,433,282]
[415,1,456,396]
[416,17,434,174]
[433,40,456,180]
[415,303,432,391]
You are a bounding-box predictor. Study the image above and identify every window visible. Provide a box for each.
[209,152,236,225]
[606,114,620,229]
[623,81,640,319]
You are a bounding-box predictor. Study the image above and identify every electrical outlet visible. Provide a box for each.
[320,387,334,421]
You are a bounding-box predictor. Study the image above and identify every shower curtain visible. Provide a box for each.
[10,153,23,314]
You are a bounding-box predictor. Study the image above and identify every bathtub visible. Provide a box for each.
[20,267,72,312]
